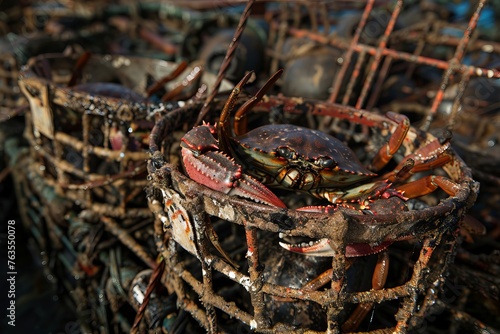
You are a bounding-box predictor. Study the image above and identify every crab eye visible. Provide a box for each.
[316,157,336,169]
[276,147,297,160]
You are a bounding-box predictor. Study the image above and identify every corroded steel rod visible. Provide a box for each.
[423,0,487,130]
[286,27,500,80]
[355,0,402,109]
[328,0,375,104]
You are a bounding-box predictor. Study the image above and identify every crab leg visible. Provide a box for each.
[314,180,400,207]
[278,250,391,332]
[370,112,410,172]
[233,69,284,136]
[217,71,254,155]
[396,175,460,198]
[218,69,284,148]
[342,251,390,332]
[382,134,453,182]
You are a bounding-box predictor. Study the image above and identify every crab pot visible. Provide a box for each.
[18,52,216,219]
[147,93,478,333]
[4,134,93,329]
[266,0,500,129]
[13,50,234,331]
[6,151,170,332]
[4,120,177,333]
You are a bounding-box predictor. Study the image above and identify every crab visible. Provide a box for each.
[184,71,458,203]
[180,68,461,257]
[180,71,468,331]
[181,70,461,240]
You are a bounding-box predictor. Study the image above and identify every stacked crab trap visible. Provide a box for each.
[146,1,499,333]
[13,50,230,331]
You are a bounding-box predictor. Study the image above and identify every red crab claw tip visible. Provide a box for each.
[230,174,286,208]
[279,238,393,257]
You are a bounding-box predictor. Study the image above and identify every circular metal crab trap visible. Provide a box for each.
[14,52,232,332]
[17,52,229,219]
[265,0,500,130]
[147,90,478,333]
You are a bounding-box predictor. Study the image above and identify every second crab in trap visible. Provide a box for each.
[147,71,479,333]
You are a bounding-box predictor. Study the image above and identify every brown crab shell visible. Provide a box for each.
[233,123,376,187]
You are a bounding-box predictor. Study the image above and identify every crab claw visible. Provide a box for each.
[279,238,393,257]
[181,147,286,208]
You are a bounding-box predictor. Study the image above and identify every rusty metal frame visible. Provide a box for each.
[18,53,183,219]
[265,0,500,134]
[0,52,25,121]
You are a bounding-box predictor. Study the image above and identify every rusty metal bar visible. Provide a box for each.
[394,235,443,331]
[101,216,156,269]
[286,27,500,80]
[328,0,375,104]
[245,224,267,328]
[342,49,366,106]
[365,54,393,110]
[196,0,256,125]
[355,0,402,109]
[447,71,472,132]
[423,0,487,130]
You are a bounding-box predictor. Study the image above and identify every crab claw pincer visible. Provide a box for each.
[279,238,392,257]
[181,125,286,208]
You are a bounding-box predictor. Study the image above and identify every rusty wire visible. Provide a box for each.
[130,259,165,334]
[264,0,500,144]
[268,0,500,135]
[195,0,256,125]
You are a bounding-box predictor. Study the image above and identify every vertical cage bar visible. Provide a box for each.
[355,0,403,110]
[327,0,375,104]
[423,0,486,130]
[245,223,267,329]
